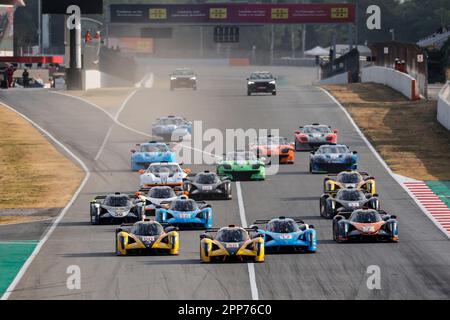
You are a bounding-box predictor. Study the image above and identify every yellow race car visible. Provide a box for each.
[324,171,377,196]
[115,220,179,256]
[200,225,264,263]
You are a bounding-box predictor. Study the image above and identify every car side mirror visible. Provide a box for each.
[165,226,179,233]
[138,169,145,174]
[131,149,136,153]
[179,162,184,166]
[246,78,249,81]
[352,151,358,154]
[310,151,315,155]
[294,130,300,135]
[390,215,397,220]
[333,129,339,134]
[373,193,379,198]
[184,168,192,174]
[200,234,207,239]
[309,224,315,229]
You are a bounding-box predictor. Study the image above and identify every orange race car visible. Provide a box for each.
[251,135,294,164]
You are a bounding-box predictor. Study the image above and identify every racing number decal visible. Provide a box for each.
[210,8,227,19]
[331,7,349,19]
[271,8,289,20]
[149,8,167,20]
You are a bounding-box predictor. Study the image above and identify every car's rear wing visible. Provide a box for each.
[205,227,258,233]
[254,217,306,225]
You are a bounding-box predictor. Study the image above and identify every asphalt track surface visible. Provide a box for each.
[1,65,450,299]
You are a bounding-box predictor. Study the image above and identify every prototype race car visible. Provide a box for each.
[333,209,398,243]
[324,171,376,196]
[170,68,197,91]
[320,187,380,219]
[90,192,144,225]
[130,141,176,171]
[200,225,264,263]
[139,162,190,190]
[216,151,265,181]
[252,217,317,253]
[310,144,358,173]
[247,71,276,96]
[183,171,232,200]
[294,124,338,151]
[115,220,179,255]
[251,135,294,164]
[135,186,180,216]
[151,116,192,142]
[156,195,213,229]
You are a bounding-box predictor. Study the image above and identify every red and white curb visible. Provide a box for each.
[404,182,450,235]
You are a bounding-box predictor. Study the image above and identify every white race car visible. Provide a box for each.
[139,162,190,190]
[136,186,180,216]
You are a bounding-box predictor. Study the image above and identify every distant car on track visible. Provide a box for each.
[310,144,358,173]
[216,151,265,181]
[135,186,180,216]
[247,71,276,96]
[115,220,179,255]
[139,162,190,191]
[170,68,197,90]
[183,171,232,200]
[252,217,317,253]
[324,171,377,196]
[199,225,265,263]
[90,192,144,225]
[251,135,294,164]
[294,124,338,151]
[130,141,176,171]
[151,116,192,142]
[333,209,398,243]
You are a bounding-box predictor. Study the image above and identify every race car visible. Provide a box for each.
[183,171,232,200]
[135,186,180,216]
[139,162,190,190]
[199,225,264,263]
[310,144,358,173]
[324,171,377,196]
[251,135,294,164]
[294,124,338,151]
[333,209,398,243]
[151,116,192,142]
[90,192,144,225]
[247,71,276,96]
[320,187,380,219]
[130,141,176,171]
[216,151,265,181]
[156,195,212,229]
[170,68,197,90]
[252,217,316,253]
[115,220,180,255]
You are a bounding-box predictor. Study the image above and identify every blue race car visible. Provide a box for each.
[155,196,212,229]
[309,144,358,173]
[131,141,176,171]
[251,217,317,253]
[152,116,192,142]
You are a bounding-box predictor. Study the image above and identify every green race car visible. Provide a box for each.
[217,151,265,181]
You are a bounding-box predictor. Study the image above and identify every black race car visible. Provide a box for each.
[183,171,232,200]
[90,192,144,225]
[247,71,276,96]
[170,68,197,90]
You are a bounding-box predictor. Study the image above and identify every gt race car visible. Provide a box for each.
[135,186,180,216]
[333,209,398,243]
[151,116,192,142]
[310,145,358,173]
[115,220,179,255]
[294,124,338,151]
[170,68,197,90]
[247,71,277,96]
[320,188,380,219]
[324,171,376,195]
[200,225,265,263]
[156,196,212,229]
[90,192,144,225]
[252,217,317,253]
[130,141,176,171]
[183,171,232,200]
[139,162,190,190]
[217,151,265,181]
[251,135,294,164]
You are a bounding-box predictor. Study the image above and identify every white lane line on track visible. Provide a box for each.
[0,101,91,300]
[236,182,259,301]
[318,87,450,239]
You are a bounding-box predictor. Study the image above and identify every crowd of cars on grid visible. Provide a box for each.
[89,70,399,263]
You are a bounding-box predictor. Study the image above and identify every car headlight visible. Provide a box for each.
[269,81,276,84]
[248,81,255,85]
[170,77,176,80]
[281,148,290,153]
[252,164,261,169]
[190,77,196,80]
[222,164,232,170]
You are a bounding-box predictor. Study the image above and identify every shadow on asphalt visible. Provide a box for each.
[280,196,318,201]
[144,258,199,265]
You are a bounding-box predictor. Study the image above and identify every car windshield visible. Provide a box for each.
[318,146,349,154]
[131,222,164,236]
[267,220,299,233]
[226,152,257,161]
[337,190,365,201]
[173,69,194,76]
[158,118,183,126]
[216,228,248,242]
[257,136,287,146]
[140,144,169,153]
[351,211,382,223]
[171,199,198,211]
[104,195,131,207]
[148,165,180,175]
[338,173,361,184]
[303,126,331,134]
[250,73,273,80]
[196,173,218,184]
[148,187,176,199]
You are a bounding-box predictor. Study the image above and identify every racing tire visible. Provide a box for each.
[309,162,313,173]
[91,213,100,225]
[272,91,276,96]
[247,90,251,96]
[294,140,301,152]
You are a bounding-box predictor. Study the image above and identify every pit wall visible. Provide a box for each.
[319,71,351,85]
[438,81,450,130]
[84,70,133,90]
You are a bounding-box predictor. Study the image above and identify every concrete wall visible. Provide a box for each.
[361,66,420,100]
[84,70,134,90]
[319,71,351,85]
[437,81,450,130]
